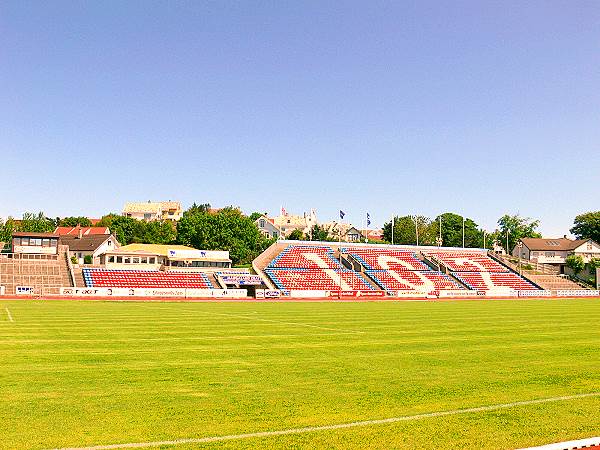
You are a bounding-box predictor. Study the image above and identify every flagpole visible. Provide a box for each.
[339,215,342,294]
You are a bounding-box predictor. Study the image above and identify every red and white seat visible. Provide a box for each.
[83,268,214,289]
[366,269,462,295]
[425,251,508,272]
[453,272,537,291]
[346,248,430,271]
[265,268,373,294]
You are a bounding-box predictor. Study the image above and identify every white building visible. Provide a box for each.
[255,216,283,239]
[513,237,600,273]
[256,209,317,238]
[122,201,182,221]
[61,234,120,265]
[100,244,232,271]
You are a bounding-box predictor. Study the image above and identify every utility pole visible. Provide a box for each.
[414,215,419,246]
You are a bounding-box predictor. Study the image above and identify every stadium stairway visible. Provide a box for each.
[489,253,580,290]
[206,272,223,289]
[73,266,85,287]
[339,251,381,291]
[525,274,586,291]
[252,241,288,290]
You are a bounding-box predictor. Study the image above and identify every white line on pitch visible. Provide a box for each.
[49,392,600,450]
[5,307,14,322]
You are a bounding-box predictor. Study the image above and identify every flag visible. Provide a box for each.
[339,210,345,220]
[281,206,287,216]
[366,213,371,227]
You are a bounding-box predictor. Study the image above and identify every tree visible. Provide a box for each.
[177,207,274,265]
[383,215,434,245]
[433,213,481,248]
[20,212,55,233]
[587,258,600,285]
[566,254,585,276]
[287,229,304,240]
[97,214,137,244]
[306,224,330,241]
[97,214,176,245]
[185,203,211,217]
[0,217,17,247]
[570,211,600,243]
[133,220,177,244]
[58,217,92,227]
[497,214,541,253]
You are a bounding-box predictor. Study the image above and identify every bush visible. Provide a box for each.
[70,256,78,265]
[84,255,92,265]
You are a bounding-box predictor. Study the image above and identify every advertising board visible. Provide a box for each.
[518,290,551,297]
[220,274,263,285]
[15,286,35,295]
[438,290,478,297]
[555,290,600,297]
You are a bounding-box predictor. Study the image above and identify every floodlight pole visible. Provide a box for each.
[414,215,419,247]
[517,242,523,276]
[436,236,443,273]
[391,215,394,245]
[462,216,465,248]
[506,230,510,256]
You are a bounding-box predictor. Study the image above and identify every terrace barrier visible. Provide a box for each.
[59,287,248,298]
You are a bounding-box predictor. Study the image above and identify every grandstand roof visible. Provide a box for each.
[521,237,589,251]
[112,243,197,257]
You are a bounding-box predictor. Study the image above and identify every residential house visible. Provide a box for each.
[122,201,183,221]
[513,237,600,273]
[61,234,119,265]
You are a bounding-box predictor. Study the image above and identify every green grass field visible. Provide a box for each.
[1,299,600,450]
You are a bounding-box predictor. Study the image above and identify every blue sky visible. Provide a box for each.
[1,1,598,235]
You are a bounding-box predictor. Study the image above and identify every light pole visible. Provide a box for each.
[391,215,395,246]
[506,230,510,256]
[435,236,443,272]
[517,242,523,276]
[413,215,419,246]
[483,230,487,250]
[462,216,465,248]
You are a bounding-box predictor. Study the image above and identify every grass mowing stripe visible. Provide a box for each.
[196,310,365,334]
[2,299,599,449]
[49,392,600,450]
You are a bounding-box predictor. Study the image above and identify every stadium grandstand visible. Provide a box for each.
[1,232,595,298]
[255,241,546,297]
[424,250,539,292]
